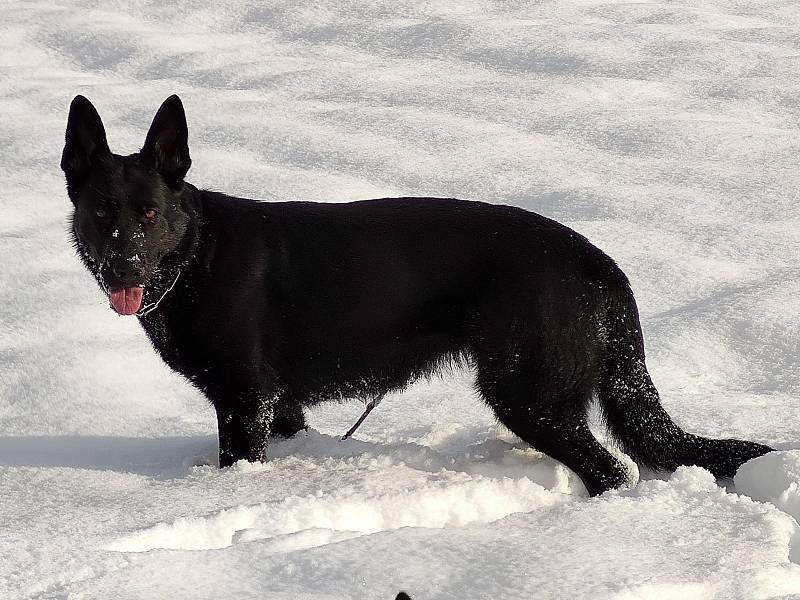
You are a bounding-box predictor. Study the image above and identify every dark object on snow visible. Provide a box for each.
[342,393,384,440]
[395,593,412,600]
[61,95,773,496]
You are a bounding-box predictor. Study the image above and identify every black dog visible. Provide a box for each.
[61,95,772,495]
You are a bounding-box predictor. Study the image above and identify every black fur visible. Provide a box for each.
[61,95,773,496]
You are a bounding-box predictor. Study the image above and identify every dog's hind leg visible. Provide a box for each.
[476,362,628,496]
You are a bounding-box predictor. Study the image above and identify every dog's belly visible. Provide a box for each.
[278,329,462,406]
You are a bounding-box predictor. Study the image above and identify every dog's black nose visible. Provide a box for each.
[110,260,144,280]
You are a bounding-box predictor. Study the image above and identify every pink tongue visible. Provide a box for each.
[109,287,144,315]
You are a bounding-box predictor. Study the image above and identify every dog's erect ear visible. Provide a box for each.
[141,95,191,185]
[61,95,110,198]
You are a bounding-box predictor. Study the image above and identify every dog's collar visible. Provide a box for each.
[136,267,184,317]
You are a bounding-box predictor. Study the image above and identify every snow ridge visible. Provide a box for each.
[107,475,562,552]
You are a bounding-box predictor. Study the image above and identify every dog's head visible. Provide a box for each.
[61,95,194,315]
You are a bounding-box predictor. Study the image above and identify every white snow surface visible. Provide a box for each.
[3,1,800,598]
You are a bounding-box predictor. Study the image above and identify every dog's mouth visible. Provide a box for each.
[109,287,144,315]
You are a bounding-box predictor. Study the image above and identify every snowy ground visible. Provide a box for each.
[3,0,800,598]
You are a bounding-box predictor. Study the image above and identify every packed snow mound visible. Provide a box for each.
[736,451,800,524]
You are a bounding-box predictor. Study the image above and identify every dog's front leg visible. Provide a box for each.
[212,385,281,467]
[269,397,307,438]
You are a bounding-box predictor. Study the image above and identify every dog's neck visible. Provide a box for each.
[170,181,203,270]
[133,182,203,320]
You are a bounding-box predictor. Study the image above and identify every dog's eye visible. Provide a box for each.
[95,209,106,218]
[144,209,157,222]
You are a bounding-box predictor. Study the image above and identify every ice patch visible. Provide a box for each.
[107,475,562,552]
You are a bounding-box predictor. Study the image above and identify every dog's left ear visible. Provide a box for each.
[141,95,191,186]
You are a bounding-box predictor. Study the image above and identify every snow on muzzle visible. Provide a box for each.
[105,476,564,553]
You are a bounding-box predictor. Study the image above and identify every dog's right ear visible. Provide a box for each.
[61,95,110,201]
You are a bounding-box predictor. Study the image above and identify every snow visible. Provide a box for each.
[3,0,800,598]
[737,452,800,534]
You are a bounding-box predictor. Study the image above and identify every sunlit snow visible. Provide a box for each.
[3,1,800,598]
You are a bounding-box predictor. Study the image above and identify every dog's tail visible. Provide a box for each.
[595,272,772,477]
